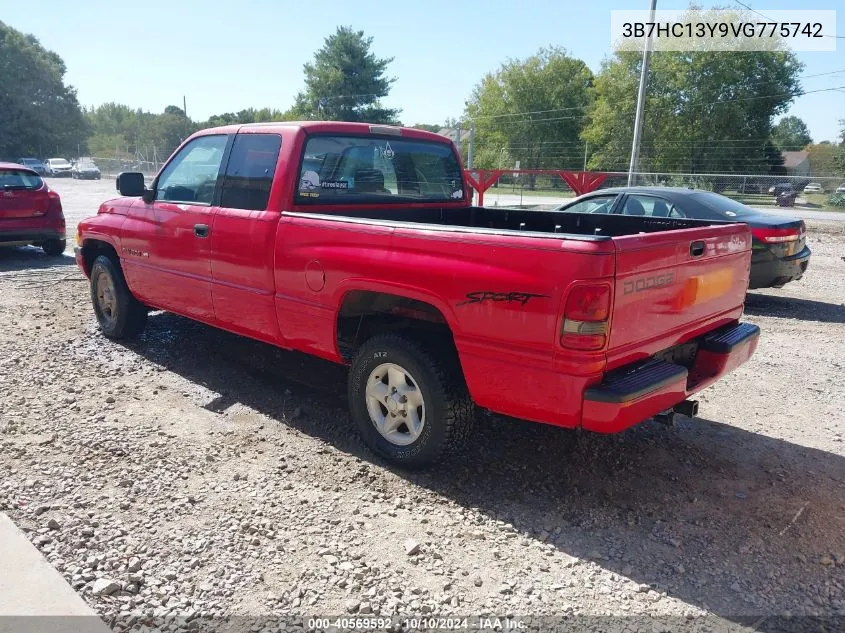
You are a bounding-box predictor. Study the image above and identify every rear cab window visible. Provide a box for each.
[296,135,464,204]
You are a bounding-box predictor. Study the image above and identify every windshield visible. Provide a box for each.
[49,159,70,167]
[690,191,760,219]
[19,159,40,166]
[296,135,465,204]
[78,160,97,168]
[0,168,44,190]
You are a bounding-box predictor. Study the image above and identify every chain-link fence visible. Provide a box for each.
[89,157,163,180]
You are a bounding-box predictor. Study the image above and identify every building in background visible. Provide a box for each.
[781,151,810,177]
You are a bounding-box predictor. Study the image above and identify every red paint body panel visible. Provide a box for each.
[75,122,759,434]
[121,199,216,321]
[211,207,283,345]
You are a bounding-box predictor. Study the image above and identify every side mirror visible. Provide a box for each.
[116,172,146,197]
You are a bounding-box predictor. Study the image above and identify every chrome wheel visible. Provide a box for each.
[365,363,425,446]
[95,271,117,325]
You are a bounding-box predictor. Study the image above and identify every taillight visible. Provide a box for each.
[560,284,611,351]
[47,191,63,215]
[751,224,803,244]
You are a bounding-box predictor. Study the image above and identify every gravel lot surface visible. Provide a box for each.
[1,180,844,632]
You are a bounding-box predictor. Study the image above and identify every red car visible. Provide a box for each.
[74,122,759,467]
[0,162,66,256]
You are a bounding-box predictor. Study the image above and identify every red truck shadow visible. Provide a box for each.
[118,311,844,628]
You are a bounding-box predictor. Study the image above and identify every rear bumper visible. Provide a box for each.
[582,322,760,432]
[0,228,65,245]
[749,246,810,289]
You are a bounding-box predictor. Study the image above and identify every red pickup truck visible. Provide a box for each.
[75,122,759,467]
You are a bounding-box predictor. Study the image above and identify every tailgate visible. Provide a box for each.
[607,223,751,365]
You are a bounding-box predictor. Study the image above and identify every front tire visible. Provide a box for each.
[90,255,147,339]
[41,239,66,256]
[348,333,474,468]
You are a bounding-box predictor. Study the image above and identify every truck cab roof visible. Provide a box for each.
[194,121,450,144]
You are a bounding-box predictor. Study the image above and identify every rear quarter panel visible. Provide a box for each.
[273,215,616,425]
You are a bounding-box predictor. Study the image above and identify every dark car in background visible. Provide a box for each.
[0,162,66,255]
[768,182,795,196]
[16,157,46,176]
[71,157,101,180]
[553,187,810,290]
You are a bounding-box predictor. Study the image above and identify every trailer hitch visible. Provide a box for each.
[654,400,699,426]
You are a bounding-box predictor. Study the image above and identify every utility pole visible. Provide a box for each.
[583,141,588,171]
[183,95,187,118]
[455,127,462,166]
[627,0,657,186]
[467,121,475,169]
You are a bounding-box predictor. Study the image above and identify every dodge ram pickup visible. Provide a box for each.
[74,121,760,467]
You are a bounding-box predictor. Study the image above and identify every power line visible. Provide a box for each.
[464,81,843,126]
[732,0,844,39]
[801,68,845,79]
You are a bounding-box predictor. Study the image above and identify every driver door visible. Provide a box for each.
[121,134,230,321]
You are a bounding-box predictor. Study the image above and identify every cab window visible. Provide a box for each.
[155,135,228,205]
[220,134,282,211]
[296,135,464,204]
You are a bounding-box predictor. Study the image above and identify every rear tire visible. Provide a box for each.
[348,333,474,468]
[90,255,147,339]
[41,239,66,256]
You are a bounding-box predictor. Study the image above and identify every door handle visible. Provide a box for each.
[690,241,705,257]
[194,224,209,238]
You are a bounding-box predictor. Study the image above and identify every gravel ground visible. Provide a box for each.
[1,180,844,632]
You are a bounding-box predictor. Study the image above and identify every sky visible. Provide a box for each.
[5,0,844,142]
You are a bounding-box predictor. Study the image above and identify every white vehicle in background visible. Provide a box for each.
[836,184,845,194]
[802,182,824,194]
[44,158,72,177]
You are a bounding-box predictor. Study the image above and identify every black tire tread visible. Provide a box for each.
[41,238,66,257]
[90,254,147,339]
[349,332,474,467]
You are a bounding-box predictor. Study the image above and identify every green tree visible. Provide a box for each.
[771,115,812,151]
[411,124,442,133]
[464,47,593,173]
[584,48,802,174]
[804,143,839,176]
[583,7,803,175]
[293,26,399,123]
[0,21,87,158]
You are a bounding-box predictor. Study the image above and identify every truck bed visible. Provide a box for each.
[308,205,731,239]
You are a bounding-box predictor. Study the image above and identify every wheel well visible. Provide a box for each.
[337,291,454,362]
[81,239,119,275]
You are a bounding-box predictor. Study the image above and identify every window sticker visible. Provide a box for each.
[378,141,395,160]
[299,170,320,191]
[321,180,350,190]
[451,189,464,199]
